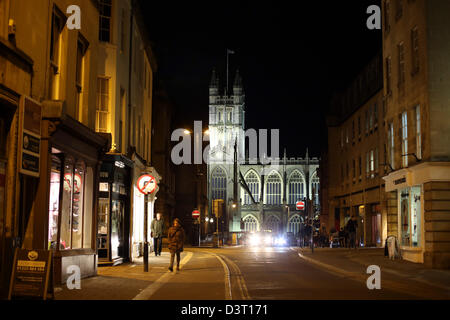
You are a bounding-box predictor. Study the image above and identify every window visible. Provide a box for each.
[96,77,109,133]
[358,156,362,180]
[211,167,227,200]
[243,215,258,232]
[75,36,88,121]
[288,215,302,236]
[366,152,370,178]
[416,105,421,160]
[352,159,356,181]
[384,0,391,33]
[398,42,405,86]
[411,27,419,75]
[265,172,281,205]
[266,215,280,233]
[389,123,395,169]
[358,116,361,138]
[218,111,222,122]
[386,57,392,94]
[400,186,421,247]
[365,110,369,135]
[395,0,403,20]
[288,171,304,204]
[311,173,320,205]
[370,149,375,178]
[120,9,126,52]
[49,6,65,99]
[345,127,349,144]
[244,171,259,205]
[374,104,378,128]
[99,0,112,42]
[402,111,408,167]
[352,120,355,143]
[375,147,379,174]
[369,106,374,131]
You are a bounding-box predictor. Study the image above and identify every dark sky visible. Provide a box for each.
[140,0,381,158]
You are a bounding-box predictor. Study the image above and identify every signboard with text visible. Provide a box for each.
[18,96,42,177]
[8,249,53,300]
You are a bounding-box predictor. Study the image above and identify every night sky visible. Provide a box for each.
[140,0,381,158]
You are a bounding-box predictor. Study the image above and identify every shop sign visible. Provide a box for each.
[18,96,42,177]
[394,177,406,185]
[99,182,109,192]
[137,174,157,195]
[8,249,53,300]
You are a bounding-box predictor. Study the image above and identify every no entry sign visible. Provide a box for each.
[296,201,305,210]
[137,174,157,195]
[192,209,200,219]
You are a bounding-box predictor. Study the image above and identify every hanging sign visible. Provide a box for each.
[137,174,157,195]
[18,96,42,177]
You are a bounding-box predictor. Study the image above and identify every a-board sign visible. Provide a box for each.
[8,249,53,300]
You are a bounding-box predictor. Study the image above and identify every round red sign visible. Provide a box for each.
[137,174,157,195]
[192,209,200,218]
[296,201,305,210]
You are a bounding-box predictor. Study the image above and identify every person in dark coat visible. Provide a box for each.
[168,218,185,272]
[151,213,165,256]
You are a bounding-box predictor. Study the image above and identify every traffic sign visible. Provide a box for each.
[192,209,200,219]
[296,201,305,210]
[137,174,157,195]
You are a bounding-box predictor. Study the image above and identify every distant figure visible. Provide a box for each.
[151,213,165,256]
[168,218,185,272]
[347,216,357,249]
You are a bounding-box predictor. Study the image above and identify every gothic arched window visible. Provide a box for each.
[243,215,258,232]
[288,170,305,204]
[311,172,320,206]
[288,215,302,236]
[243,171,259,205]
[266,215,280,233]
[211,167,227,201]
[265,172,281,205]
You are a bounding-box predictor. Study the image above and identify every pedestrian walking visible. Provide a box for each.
[151,212,165,256]
[168,218,185,272]
[347,216,357,249]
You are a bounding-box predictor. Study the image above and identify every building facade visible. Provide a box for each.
[381,0,450,267]
[207,70,320,239]
[95,0,159,266]
[326,53,387,248]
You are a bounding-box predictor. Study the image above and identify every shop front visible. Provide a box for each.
[128,152,161,262]
[384,168,424,263]
[43,106,108,283]
[97,154,133,266]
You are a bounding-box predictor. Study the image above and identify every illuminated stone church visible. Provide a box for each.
[207,69,320,236]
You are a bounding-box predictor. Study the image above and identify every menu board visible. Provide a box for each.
[8,249,53,300]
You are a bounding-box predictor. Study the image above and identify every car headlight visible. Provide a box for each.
[276,237,286,245]
[249,234,260,246]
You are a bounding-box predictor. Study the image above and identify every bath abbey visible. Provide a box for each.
[207,69,320,236]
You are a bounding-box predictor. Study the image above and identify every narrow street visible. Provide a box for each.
[55,246,450,300]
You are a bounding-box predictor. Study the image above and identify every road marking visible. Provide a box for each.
[210,253,232,300]
[132,251,193,300]
[220,254,251,300]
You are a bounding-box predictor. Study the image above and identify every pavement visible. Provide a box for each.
[295,246,450,298]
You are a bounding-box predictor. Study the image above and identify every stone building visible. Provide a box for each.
[95,0,159,266]
[0,0,109,289]
[326,53,386,248]
[381,0,450,267]
[207,70,320,238]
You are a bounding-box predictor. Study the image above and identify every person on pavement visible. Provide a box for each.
[168,218,185,272]
[151,213,165,256]
[347,216,357,249]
